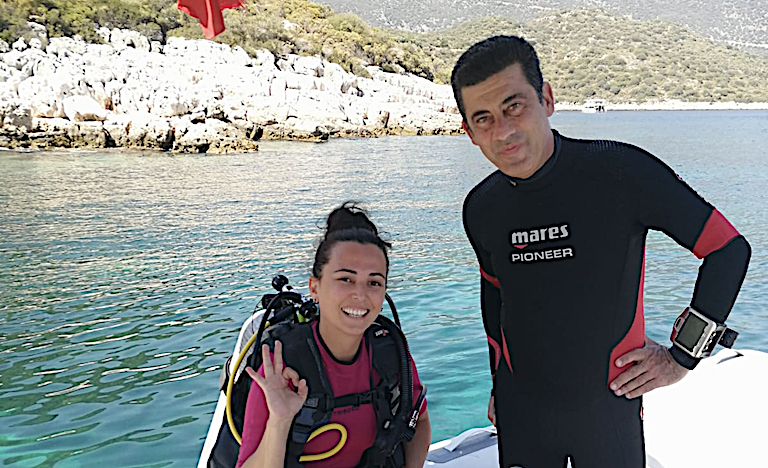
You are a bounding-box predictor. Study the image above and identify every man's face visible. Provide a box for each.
[461,63,556,179]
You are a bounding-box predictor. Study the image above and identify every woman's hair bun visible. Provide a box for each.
[325,201,378,237]
[312,201,391,278]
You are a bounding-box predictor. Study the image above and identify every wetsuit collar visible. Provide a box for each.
[503,130,562,187]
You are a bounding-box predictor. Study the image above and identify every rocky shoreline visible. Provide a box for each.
[0,27,463,153]
[3,27,767,153]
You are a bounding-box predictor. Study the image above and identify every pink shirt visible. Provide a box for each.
[236,322,426,467]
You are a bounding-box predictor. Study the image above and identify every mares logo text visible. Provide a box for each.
[509,223,575,263]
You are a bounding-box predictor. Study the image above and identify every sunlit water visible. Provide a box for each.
[1,110,766,467]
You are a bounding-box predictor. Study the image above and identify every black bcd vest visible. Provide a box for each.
[206,315,419,468]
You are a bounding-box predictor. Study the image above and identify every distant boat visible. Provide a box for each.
[582,99,607,113]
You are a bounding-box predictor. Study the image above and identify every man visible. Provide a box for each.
[452,36,751,468]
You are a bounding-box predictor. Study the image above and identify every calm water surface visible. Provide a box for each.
[1,110,766,467]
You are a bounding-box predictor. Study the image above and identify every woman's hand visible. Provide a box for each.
[246,340,308,424]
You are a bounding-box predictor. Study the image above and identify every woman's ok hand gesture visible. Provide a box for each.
[246,341,308,424]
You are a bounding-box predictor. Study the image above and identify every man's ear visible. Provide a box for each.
[462,121,476,144]
[542,82,555,117]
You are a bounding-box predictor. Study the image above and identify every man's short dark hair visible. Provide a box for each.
[451,35,544,122]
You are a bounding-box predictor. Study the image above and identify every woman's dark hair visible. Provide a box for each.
[312,202,391,279]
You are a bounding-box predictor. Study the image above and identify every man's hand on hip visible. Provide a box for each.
[610,335,688,399]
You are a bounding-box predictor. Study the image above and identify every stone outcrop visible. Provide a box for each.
[63,95,108,122]
[0,28,462,153]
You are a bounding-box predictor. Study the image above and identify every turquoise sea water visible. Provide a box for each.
[1,110,767,467]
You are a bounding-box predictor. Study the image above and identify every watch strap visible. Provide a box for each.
[719,328,738,348]
[669,345,701,370]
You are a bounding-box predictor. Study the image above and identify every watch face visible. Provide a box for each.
[676,314,708,351]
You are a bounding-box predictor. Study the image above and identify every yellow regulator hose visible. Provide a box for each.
[225,332,260,444]
[224,333,347,462]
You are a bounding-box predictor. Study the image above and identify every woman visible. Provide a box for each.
[236,203,431,468]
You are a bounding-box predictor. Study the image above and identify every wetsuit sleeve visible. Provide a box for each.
[236,364,269,467]
[629,150,751,369]
[463,200,504,389]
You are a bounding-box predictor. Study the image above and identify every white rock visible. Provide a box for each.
[231,46,252,68]
[323,63,350,89]
[217,97,249,122]
[12,38,27,52]
[32,117,72,132]
[150,85,194,117]
[285,116,328,134]
[293,56,324,77]
[31,55,59,78]
[110,29,150,52]
[0,82,17,101]
[253,49,276,69]
[0,39,9,54]
[88,81,112,110]
[63,95,108,121]
[124,113,174,149]
[2,104,33,131]
[285,73,321,91]
[2,51,26,71]
[173,117,257,153]
[102,114,131,146]
[14,48,47,74]
[27,21,48,41]
[67,121,107,147]
[0,62,15,83]
[277,57,294,72]
[270,77,287,101]
[340,78,361,95]
[47,37,88,57]
[82,64,115,86]
[96,27,111,43]
[17,76,73,118]
[85,43,115,58]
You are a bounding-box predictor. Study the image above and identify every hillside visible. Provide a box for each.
[412,10,768,103]
[317,0,768,54]
[2,0,768,103]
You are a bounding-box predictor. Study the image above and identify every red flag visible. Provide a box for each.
[177,0,243,40]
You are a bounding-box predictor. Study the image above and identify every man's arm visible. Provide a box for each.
[676,214,751,368]
[480,272,503,384]
[611,148,751,397]
[463,197,504,419]
[480,271,503,423]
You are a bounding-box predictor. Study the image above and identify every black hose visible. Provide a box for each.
[384,293,400,329]
[253,291,303,367]
[380,315,412,441]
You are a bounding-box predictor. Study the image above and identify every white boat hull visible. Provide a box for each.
[424,348,768,468]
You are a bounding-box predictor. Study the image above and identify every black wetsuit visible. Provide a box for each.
[463,131,750,468]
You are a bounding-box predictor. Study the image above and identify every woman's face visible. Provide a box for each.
[309,241,388,340]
